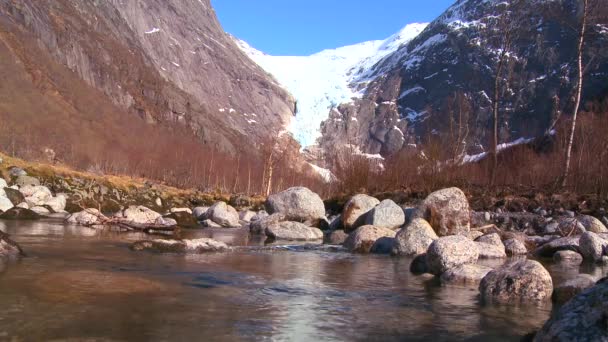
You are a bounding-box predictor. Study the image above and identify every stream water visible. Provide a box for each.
[0,220,605,341]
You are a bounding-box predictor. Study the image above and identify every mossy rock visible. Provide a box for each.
[0,207,41,220]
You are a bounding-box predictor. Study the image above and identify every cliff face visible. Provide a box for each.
[0,0,295,155]
[317,0,608,162]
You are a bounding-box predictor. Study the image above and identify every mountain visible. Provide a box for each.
[235,23,428,148]
[0,0,295,160]
[316,0,608,162]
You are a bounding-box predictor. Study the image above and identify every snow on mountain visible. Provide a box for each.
[235,23,427,148]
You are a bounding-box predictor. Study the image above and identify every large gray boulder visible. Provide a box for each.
[343,225,396,253]
[440,264,493,286]
[479,260,553,304]
[504,238,528,256]
[131,238,230,253]
[192,206,210,220]
[15,175,40,187]
[20,185,52,206]
[265,187,325,223]
[0,178,7,189]
[249,213,285,235]
[392,218,438,256]
[0,195,13,212]
[206,202,240,227]
[577,215,608,233]
[365,199,405,230]
[239,210,257,222]
[44,194,67,213]
[535,279,608,341]
[121,206,162,225]
[475,233,506,259]
[2,187,24,206]
[341,194,380,232]
[426,235,479,275]
[579,231,607,262]
[266,221,323,241]
[419,187,470,236]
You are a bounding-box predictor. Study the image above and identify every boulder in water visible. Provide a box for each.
[343,225,396,253]
[579,231,608,262]
[391,218,438,256]
[265,187,325,224]
[0,207,40,220]
[67,208,106,226]
[131,238,230,253]
[479,260,553,304]
[266,221,323,241]
[207,202,240,227]
[440,264,493,286]
[426,235,479,275]
[341,194,380,232]
[365,199,405,230]
[419,187,470,236]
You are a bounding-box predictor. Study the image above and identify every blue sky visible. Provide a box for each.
[212,0,456,55]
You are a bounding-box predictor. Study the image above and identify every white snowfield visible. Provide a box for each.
[235,23,427,149]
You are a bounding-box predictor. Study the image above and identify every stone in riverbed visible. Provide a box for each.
[120,205,162,225]
[419,187,470,236]
[479,260,553,304]
[14,175,39,187]
[534,236,580,258]
[324,230,349,245]
[265,187,325,224]
[370,237,395,254]
[440,264,493,286]
[2,187,24,206]
[535,278,608,341]
[552,274,597,304]
[576,215,608,233]
[341,194,380,232]
[44,194,67,213]
[365,199,405,230]
[0,207,40,220]
[67,208,106,226]
[266,221,323,241]
[165,210,198,228]
[131,238,230,253]
[249,213,285,235]
[504,238,528,256]
[391,218,438,256]
[474,234,506,259]
[410,254,429,274]
[192,206,210,220]
[553,250,584,265]
[201,219,222,228]
[426,235,479,275]
[343,225,396,253]
[579,231,608,262]
[0,230,24,259]
[206,202,240,227]
[239,210,257,222]
[0,195,13,212]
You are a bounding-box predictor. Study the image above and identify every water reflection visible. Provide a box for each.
[0,221,607,341]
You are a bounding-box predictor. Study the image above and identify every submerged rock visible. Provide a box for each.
[419,187,470,236]
[391,218,438,256]
[365,199,405,230]
[341,194,380,232]
[479,260,553,304]
[265,187,325,224]
[0,207,40,220]
[370,237,395,254]
[552,250,583,265]
[131,238,230,253]
[426,235,479,275]
[324,230,349,245]
[266,221,323,241]
[535,278,608,341]
[343,225,396,253]
[0,231,24,259]
[552,274,597,304]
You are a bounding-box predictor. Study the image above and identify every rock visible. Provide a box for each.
[16,202,29,209]
[206,202,240,227]
[556,217,587,236]
[479,260,553,304]
[266,221,323,241]
[0,195,13,212]
[8,167,26,178]
[0,178,7,189]
[170,208,192,214]
[131,238,230,253]
[576,215,608,233]
[265,187,325,224]
[31,206,51,215]
[579,231,608,262]
[553,274,597,304]
[0,230,24,259]
[465,231,484,240]
[534,236,580,257]
[553,250,584,265]
[341,194,380,232]
[410,254,429,274]
[20,185,53,206]
[535,278,608,341]
[370,237,395,254]
[239,210,257,222]
[343,225,397,253]
[0,207,40,220]
[249,213,285,235]
[44,194,67,213]
[15,175,40,187]
[157,217,177,227]
[192,206,210,220]
[504,238,528,256]
[67,208,105,226]
[365,199,405,230]
[475,233,506,259]
[419,187,470,236]
[426,235,479,275]
[391,218,438,256]
[440,264,493,286]
[324,230,349,245]
[165,211,198,228]
[251,210,269,222]
[120,206,162,225]
[3,187,25,206]
[201,219,222,228]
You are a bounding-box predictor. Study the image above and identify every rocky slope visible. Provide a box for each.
[316,0,608,162]
[0,0,295,157]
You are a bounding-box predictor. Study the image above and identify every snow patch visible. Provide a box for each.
[144,28,160,34]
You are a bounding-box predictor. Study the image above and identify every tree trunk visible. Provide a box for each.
[491,50,507,187]
[562,0,588,188]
